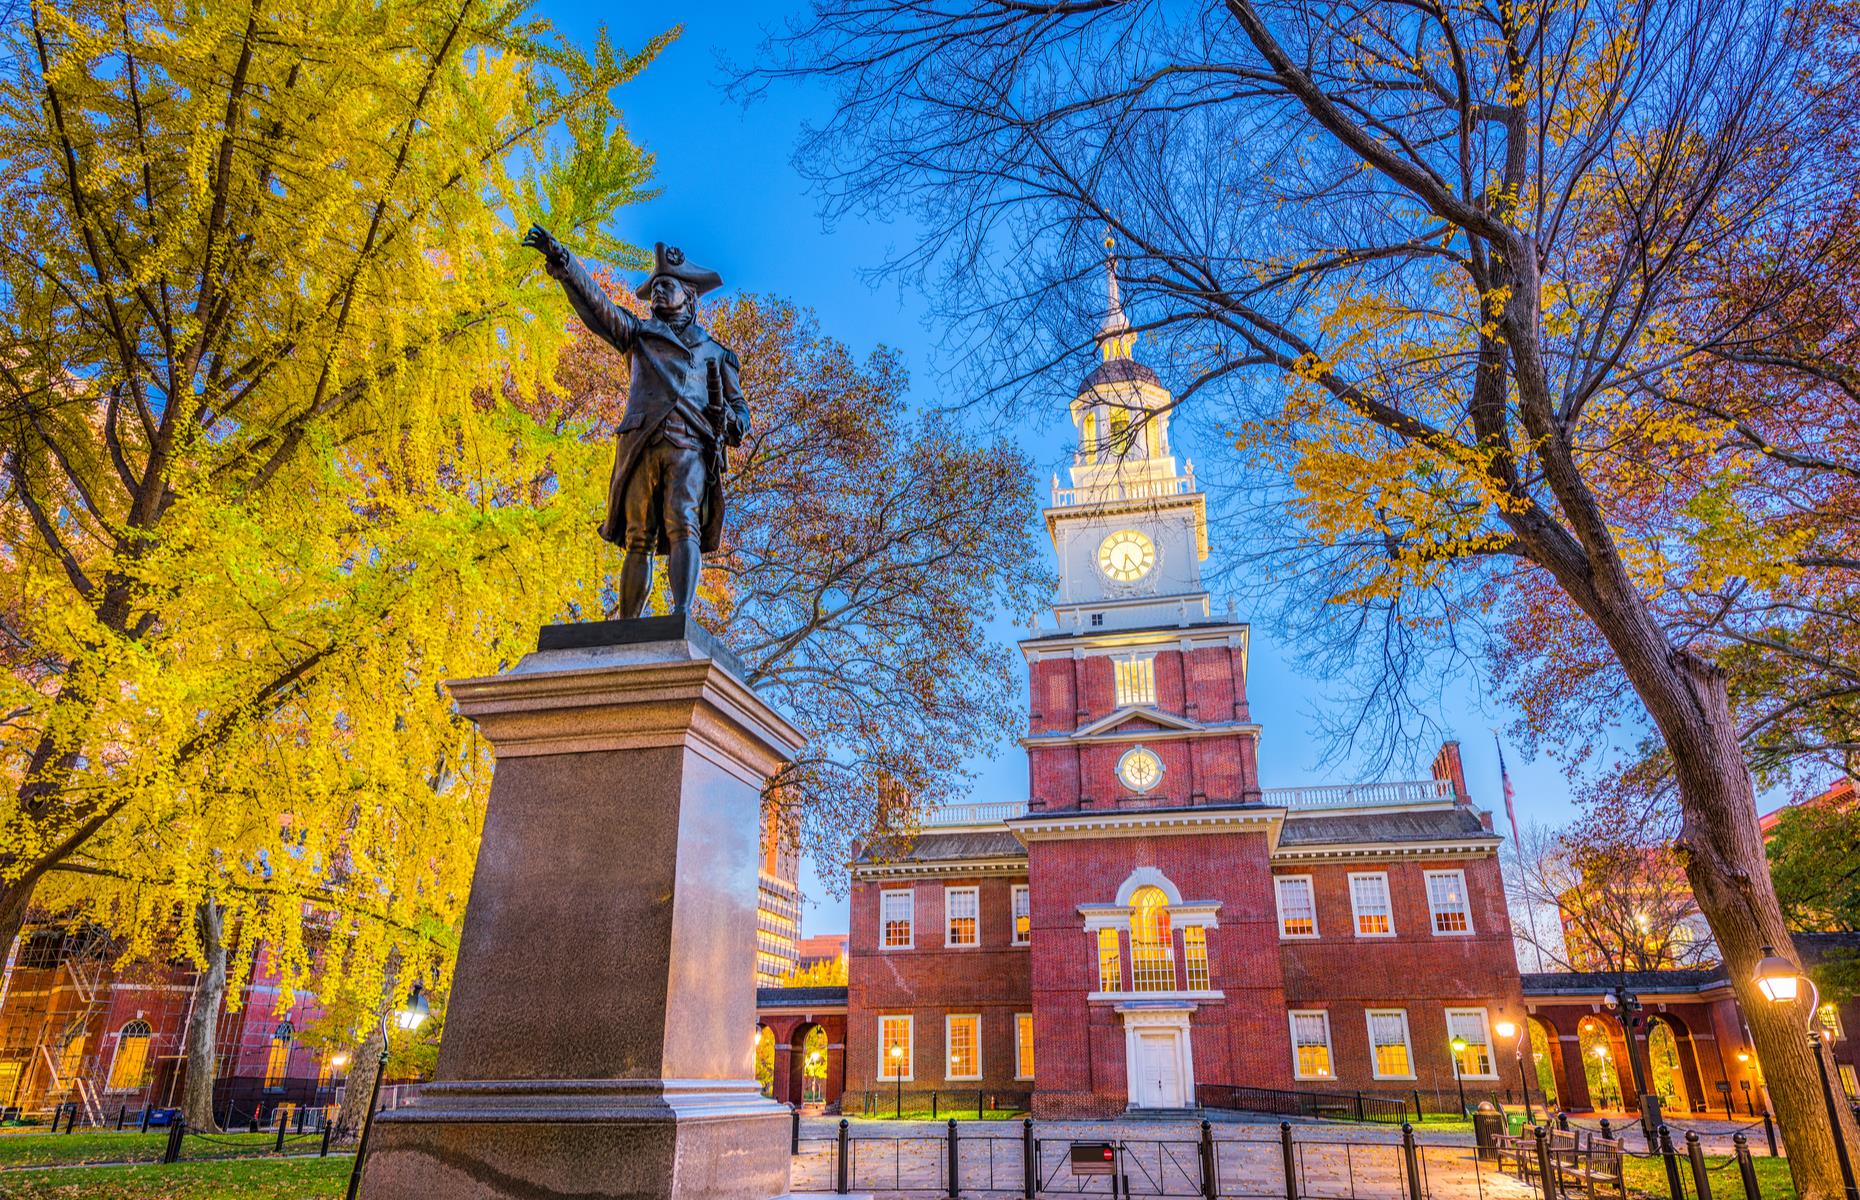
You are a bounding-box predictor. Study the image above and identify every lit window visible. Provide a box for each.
[1425,871,1473,935]
[1130,886,1176,992]
[1011,885,1031,945]
[1840,1064,1858,1099]
[1097,928,1122,992]
[879,1015,913,1081]
[880,890,913,949]
[317,1056,334,1087]
[1290,1011,1333,1080]
[946,1015,981,1080]
[1016,1013,1035,1080]
[1368,1010,1414,1079]
[1349,873,1394,937]
[106,1021,151,1091]
[1274,876,1317,939]
[1184,926,1211,990]
[1819,1004,1844,1039]
[1446,1008,1495,1078]
[1114,657,1157,707]
[1109,406,1132,456]
[264,1021,293,1089]
[945,887,979,947]
[0,1062,20,1107]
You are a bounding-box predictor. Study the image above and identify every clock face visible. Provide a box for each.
[1117,745,1165,794]
[1098,529,1156,583]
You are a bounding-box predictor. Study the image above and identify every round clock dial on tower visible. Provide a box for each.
[1116,745,1165,794]
[1097,529,1156,583]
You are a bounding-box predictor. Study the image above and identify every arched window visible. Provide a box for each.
[106,1021,151,1091]
[1129,886,1175,992]
[263,1020,293,1089]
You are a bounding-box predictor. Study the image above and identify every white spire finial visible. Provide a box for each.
[1096,233,1136,361]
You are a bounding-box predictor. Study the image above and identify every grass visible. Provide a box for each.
[0,1156,349,1198]
[0,1129,321,1168]
[1620,1149,1796,1200]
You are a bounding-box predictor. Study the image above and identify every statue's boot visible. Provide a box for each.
[667,538,700,615]
[618,547,653,619]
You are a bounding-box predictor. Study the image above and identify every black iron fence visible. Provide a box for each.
[1198,1085,1409,1125]
[856,1090,1035,1120]
[791,1115,1775,1200]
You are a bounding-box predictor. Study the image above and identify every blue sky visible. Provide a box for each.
[539,1,1593,936]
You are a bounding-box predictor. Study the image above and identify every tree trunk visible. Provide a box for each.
[340,1021,387,1139]
[0,880,36,972]
[1598,615,1859,1200]
[180,899,227,1132]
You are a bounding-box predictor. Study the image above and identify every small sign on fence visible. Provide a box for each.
[1071,1142,1118,1176]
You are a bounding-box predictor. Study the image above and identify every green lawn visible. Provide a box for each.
[0,1156,349,1198]
[0,1130,321,1168]
[1620,1149,1796,1200]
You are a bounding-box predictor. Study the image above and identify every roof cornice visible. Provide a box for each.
[1009,804,1285,848]
[850,855,1028,880]
[1271,838,1500,863]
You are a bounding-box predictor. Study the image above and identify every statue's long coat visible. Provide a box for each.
[548,254,749,553]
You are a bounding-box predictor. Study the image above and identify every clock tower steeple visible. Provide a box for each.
[1045,241,1211,632]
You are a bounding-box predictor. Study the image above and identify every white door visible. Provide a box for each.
[1135,1031,1183,1107]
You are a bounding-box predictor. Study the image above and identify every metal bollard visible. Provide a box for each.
[1733,1133,1760,1200]
[275,1111,289,1152]
[792,1104,802,1155]
[1412,1090,1423,1123]
[1401,1123,1424,1200]
[1600,1119,1613,1142]
[1658,1125,1684,1200]
[321,1119,335,1158]
[116,1105,126,1131]
[297,1105,307,1134]
[164,1117,186,1164]
[1023,1117,1036,1200]
[1199,1118,1216,1200]
[1281,1122,1298,1200]
[947,1117,960,1200]
[1686,1131,1712,1200]
[1557,1110,1570,1132]
[1534,1125,1556,1200]
[1761,1112,1777,1157]
[139,1105,152,1133]
[1355,1092,1365,1123]
[836,1118,850,1195]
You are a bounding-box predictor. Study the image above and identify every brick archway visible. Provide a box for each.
[755,996,848,1111]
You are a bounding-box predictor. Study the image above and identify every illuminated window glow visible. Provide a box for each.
[1290,1011,1333,1079]
[1097,928,1121,992]
[1425,871,1473,935]
[881,890,914,949]
[1115,657,1156,707]
[1016,1013,1035,1080]
[1130,886,1176,992]
[1011,885,1031,945]
[264,1021,293,1089]
[1368,1010,1414,1079]
[879,1016,913,1081]
[946,1015,980,1080]
[1350,873,1394,937]
[1275,876,1317,938]
[1184,926,1211,991]
[945,887,979,947]
[106,1021,151,1091]
[1447,1009,1495,1077]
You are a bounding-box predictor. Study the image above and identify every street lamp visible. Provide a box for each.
[1450,1035,1469,1116]
[1753,946,1859,1200]
[890,1043,905,1119]
[1495,1019,1532,1122]
[1603,984,1658,1145]
[347,984,432,1200]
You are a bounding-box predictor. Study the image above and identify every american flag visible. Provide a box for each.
[1494,734,1522,846]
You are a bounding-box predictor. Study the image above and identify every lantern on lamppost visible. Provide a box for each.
[1494,1019,1532,1122]
[346,984,432,1200]
[1753,947,1859,1200]
[1449,1035,1469,1116]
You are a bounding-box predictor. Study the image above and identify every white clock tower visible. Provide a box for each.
[1045,245,1211,632]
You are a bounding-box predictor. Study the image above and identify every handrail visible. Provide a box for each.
[1198,1083,1409,1124]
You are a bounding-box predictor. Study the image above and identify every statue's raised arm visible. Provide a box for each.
[522,225,747,622]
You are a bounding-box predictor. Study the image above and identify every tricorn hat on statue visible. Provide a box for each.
[634,241,723,300]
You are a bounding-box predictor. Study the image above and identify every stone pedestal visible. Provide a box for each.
[360,617,805,1200]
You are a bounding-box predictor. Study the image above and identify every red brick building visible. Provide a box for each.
[841,264,1526,1119]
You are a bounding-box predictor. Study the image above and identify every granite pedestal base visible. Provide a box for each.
[359,620,804,1200]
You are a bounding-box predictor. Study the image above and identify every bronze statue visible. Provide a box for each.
[523,225,750,618]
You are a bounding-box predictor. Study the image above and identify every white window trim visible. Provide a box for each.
[1274,874,1319,940]
[878,1015,914,1082]
[1445,1007,1500,1080]
[946,1014,983,1081]
[1366,1008,1417,1081]
[1114,654,1157,708]
[1424,869,1475,936]
[1289,1009,1335,1081]
[880,888,914,950]
[945,885,981,948]
[1011,884,1031,946]
[1348,871,1396,939]
[1015,1012,1035,1081]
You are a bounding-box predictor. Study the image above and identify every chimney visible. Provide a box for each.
[1431,741,1472,805]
